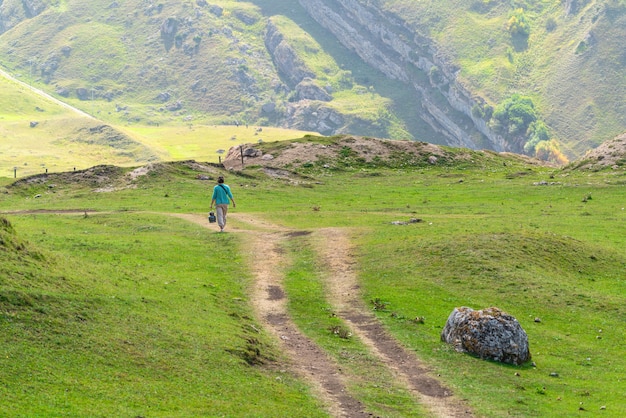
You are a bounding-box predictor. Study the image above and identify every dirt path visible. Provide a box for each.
[12,210,472,417]
[172,213,370,417]
[225,213,472,417]
[245,228,371,417]
[0,67,95,120]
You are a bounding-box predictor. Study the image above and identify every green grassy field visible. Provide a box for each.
[0,71,314,178]
[0,136,625,416]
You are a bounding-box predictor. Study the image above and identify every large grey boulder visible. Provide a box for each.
[265,21,315,87]
[441,306,531,365]
[295,78,332,101]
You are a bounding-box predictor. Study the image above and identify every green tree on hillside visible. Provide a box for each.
[507,8,530,37]
[491,95,565,162]
[491,93,537,136]
[523,120,550,154]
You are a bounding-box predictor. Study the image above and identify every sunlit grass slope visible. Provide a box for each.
[0,74,158,178]
[0,72,315,178]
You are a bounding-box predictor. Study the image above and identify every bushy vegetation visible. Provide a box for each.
[507,8,531,38]
[380,0,626,157]
[491,93,537,136]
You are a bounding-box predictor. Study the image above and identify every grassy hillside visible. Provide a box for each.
[2,0,625,159]
[0,70,313,177]
[1,136,625,416]
[0,213,325,417]
[0,73,156,178]
[0,0,406,138]
[381,0,626,155]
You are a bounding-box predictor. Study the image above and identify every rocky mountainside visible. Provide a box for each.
[567,132,626,170]
[1,0,625,162]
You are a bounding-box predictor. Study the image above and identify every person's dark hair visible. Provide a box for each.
[217,176,224,184]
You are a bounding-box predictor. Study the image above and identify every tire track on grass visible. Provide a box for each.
[245,228,370,418]
[312,228,472,417]
[224,214,471,417]
[175,212,369,417]
[175,213,473,416]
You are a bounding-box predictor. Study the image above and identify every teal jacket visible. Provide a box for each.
[212,184,233,205]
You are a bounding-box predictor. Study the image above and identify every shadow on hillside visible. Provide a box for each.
[511,34,529,52]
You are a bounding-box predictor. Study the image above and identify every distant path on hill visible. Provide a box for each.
[0,66,95,120]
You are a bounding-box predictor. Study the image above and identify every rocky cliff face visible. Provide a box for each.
[0,0,45,34]
[264,20,346,136]
[297,0,510,152]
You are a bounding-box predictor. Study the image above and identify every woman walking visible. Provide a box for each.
[210,176,236,232]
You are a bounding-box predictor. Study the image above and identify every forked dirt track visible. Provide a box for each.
[12,210,471,417]
[175,213,370,417]
[179,212,472,418]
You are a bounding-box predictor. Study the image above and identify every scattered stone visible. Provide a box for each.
[76,87,89,100]
[243,147,261,158]
[209,4,223,16]
[534,317,541,323]
[29,121,39,128]
[157,92,171,102]
[166,100,183,111]
[261,102,276,114]
[295,78,332,101]
[441,306,531,365]
[391,218,423,225]
[550,372,559,377]
[532,181,561,186]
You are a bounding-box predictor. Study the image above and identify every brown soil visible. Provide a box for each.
[226,213,472,417]
[245,227,370,417]
[222,136,450,171]
[312,228,471,417]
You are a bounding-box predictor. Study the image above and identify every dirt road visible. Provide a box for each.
[178,212,472,417]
